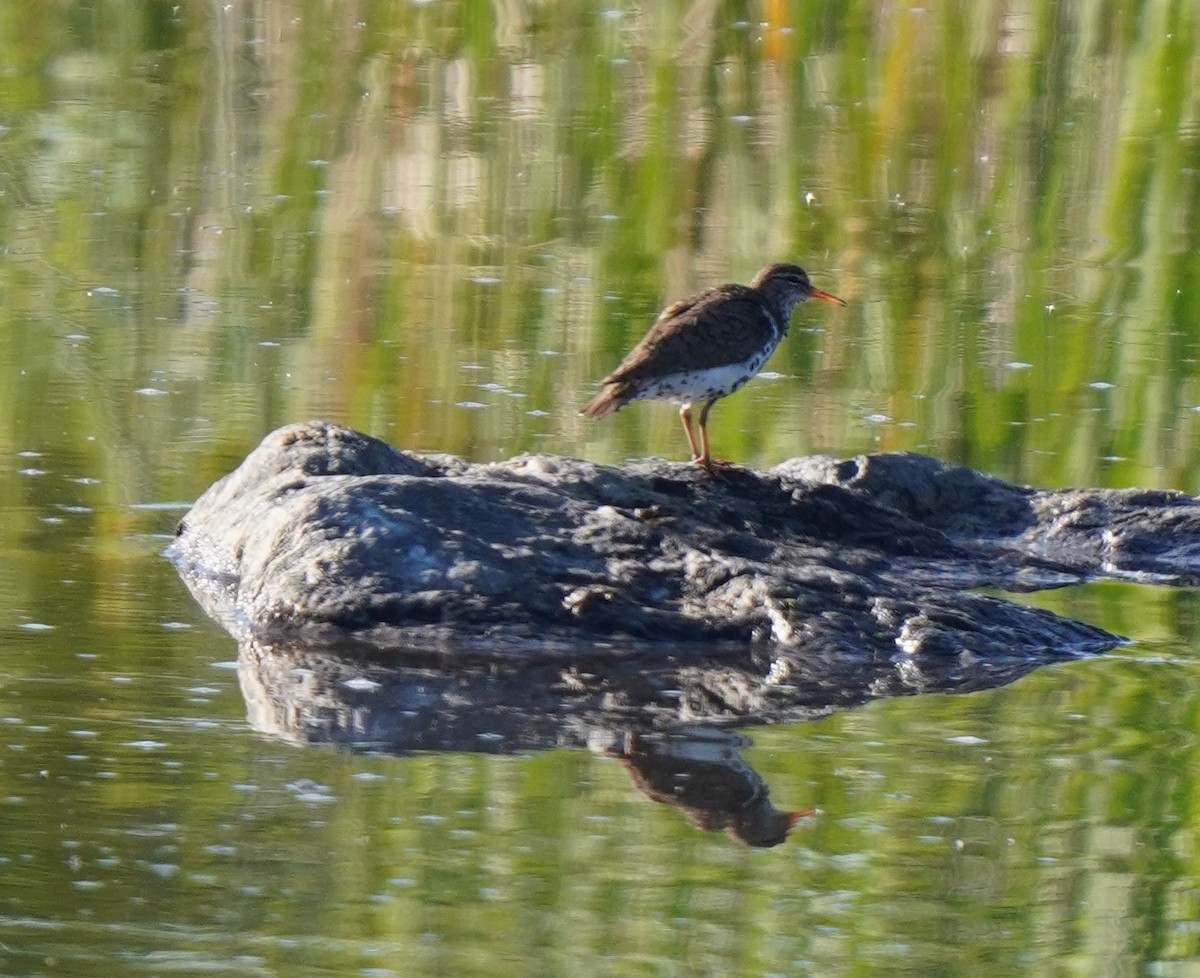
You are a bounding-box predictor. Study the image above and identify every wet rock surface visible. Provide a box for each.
[171,421,1200,663]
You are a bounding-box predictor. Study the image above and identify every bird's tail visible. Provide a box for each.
[580,384,628,418]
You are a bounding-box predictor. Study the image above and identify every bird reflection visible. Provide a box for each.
[612,729,816,847]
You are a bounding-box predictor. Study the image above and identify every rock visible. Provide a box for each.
[171,421,1200,665]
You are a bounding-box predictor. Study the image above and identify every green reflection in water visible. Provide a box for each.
[5,622,1200,977]
[0,2,1199,976]
[2,1,1198,488]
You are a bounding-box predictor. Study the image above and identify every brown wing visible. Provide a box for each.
[601,284,778,385]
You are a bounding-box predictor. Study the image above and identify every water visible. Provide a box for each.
[2,3,1200,975]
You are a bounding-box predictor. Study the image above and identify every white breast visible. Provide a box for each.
[635,353,772,404]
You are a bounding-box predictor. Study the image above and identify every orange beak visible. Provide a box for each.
[807,286,846,307]
[787,808,819,826]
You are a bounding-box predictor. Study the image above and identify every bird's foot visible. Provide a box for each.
[693,456,741,477]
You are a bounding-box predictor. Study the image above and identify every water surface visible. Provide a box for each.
[2,3,1200,976]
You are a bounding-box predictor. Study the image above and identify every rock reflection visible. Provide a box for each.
[237,634,1059,846]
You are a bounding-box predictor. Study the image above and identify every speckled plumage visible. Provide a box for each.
[582,263,845,473]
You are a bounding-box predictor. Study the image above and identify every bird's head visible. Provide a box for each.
[751,263,846,310]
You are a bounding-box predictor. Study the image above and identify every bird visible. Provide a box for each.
[581,263,846,474]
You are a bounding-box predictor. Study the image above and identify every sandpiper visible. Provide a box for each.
[582,263,845,473]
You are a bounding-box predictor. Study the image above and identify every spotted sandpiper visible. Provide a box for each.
[581,263,845,473]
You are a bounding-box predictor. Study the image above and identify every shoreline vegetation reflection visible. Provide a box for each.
[2,3,1198,499]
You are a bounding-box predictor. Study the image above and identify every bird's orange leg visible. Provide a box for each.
[696,400,738,474]
[679,404,702,462]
